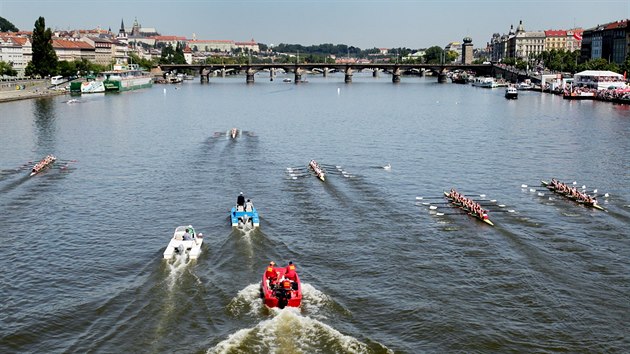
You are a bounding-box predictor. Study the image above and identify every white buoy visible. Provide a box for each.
[337,87,340,95]
[163,88,166,94]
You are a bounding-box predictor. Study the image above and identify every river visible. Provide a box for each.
[1,73,629,353]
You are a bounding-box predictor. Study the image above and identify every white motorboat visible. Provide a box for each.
[505,86,518,99]
[471,77,498,88]
[163,225,203,260]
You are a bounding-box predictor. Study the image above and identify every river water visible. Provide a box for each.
[1,73,629,353]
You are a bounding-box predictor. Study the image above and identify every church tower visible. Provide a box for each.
[117,18,128,43]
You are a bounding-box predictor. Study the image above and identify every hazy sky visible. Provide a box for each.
[1,0,628,49]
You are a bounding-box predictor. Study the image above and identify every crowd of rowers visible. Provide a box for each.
[309,160,325,176]
[265,261,298,292]
[31,154,56,173]
[447,188,489,220]
[547,178,599,205]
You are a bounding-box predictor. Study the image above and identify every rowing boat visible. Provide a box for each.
[443,191,494,226]
[309,160,325,181]
[30,155,56,176]
[541,180,605,211]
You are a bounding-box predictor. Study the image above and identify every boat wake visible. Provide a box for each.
[165,252,192,290]
[210,304,381,354]
[227,282,335,319]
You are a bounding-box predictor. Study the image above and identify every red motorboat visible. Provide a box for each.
[260,262,302,309]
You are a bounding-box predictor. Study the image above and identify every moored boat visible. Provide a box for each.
[541,180,604,210]
[79,80,106,93]
[309,160,326,181]
[260,261,302,309]
[102,63,153,92]
[443,191,494,225]
[505,86,518,99]
[472,77,498,88]
[516,81,534,90]
[30,154,56,176]
[563,90,595,100]
[163,225,204,260]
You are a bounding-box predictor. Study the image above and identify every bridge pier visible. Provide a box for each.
[392,67,401,83]
[246,68,255,84]
[200,68,209,83]
[221,68,226,78]
[294,67,302,83]
[323,67,328,78]
[437,69,448,83]
[270,68,274,81]
[344,66,353,83]
[373,69,379,78]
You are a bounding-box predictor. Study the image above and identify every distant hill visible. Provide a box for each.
[0,16,19,32]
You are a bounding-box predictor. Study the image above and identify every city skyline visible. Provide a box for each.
[1,0,628,49]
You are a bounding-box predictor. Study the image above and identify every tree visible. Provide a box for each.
[424,46,444,64]
[0,16,19,32]
[577,58,620,73]
[445,50,459,63]
[0,61,18,77]
[159,43,186,64]
[129,52,155,70]
[620,53,630,76]
[57,60,74,78]
[30,17,58,77]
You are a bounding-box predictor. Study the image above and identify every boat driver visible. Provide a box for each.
[237,192,245,210]
[183,229,192,241]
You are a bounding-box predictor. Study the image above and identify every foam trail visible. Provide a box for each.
[208,308,382,354]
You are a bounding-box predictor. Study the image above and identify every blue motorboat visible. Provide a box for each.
[230,204,260,228]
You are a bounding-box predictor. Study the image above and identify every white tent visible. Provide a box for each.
[573,70,625,90]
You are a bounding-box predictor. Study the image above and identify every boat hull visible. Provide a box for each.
[163,226,203,259]
[230,207,260,227]
[30,156,56,176]
[261,267,302,309]
[104,76,153,92]
[443,191,494,225]
[541,180,604,210]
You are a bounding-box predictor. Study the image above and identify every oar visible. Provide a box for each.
[415,196,447,200]
[525,184,608,198]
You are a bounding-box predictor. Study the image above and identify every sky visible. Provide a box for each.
[1,0,628,49]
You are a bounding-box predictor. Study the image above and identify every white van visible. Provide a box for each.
[50,75,66,85]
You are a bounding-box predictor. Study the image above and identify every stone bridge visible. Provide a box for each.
[156,63,495,84]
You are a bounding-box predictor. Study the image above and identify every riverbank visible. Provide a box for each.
[0,80,67,103]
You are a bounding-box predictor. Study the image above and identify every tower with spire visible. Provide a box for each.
[117,18,128,43]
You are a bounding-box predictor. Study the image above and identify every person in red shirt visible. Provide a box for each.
[282,278,292,291]
[265,261,279,288]
[284,261,297,281]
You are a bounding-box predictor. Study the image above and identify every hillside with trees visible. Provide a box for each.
[0,16,19,32]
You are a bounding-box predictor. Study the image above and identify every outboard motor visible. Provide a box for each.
[176,244,185,254]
